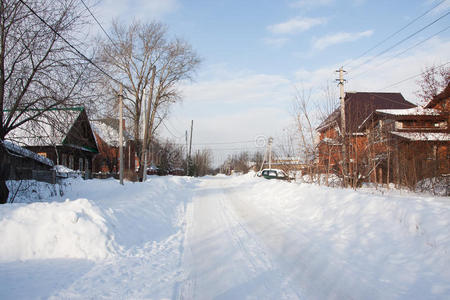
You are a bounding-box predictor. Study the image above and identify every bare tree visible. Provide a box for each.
[97,20,200,180]
[291,86,321,183]
[192,149,212,177]
[317,81,339,122]
[0,0,94,203]
[415,64,450,104]
[221,151,252,174]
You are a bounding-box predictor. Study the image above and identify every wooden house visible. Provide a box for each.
[1,140,55,182]
[91,118,137,174]
[316,92,415,178]
[6,107,98,174]
[359,84,450,187]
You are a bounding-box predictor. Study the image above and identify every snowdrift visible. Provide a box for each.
[227,174,450,299]
[0,176,193,262]
[0,199,114,261]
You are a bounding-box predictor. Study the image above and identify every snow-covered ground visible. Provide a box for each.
[0,174,449,299]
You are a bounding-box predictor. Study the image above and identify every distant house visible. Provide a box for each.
[262,157,307,173]
[90,118,137,174]
[1,140,54,182]
[359,84,450,187]
[316,92,415,177]
[6,107,98,174]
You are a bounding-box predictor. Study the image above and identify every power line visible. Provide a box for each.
[18,0,121,86]
[161,120,185,139]
[79,0,117,46]
[378,61,450,91]
[164,117,185,137]
[81,2,189,142]
[348,25,450,81]
[349,10,450,74]
[345,0,448,69]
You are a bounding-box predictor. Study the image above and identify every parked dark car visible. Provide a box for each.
[258,169,290,180]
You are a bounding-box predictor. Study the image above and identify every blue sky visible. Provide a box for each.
[95,0,450,164]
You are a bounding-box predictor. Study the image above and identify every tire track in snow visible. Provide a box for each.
[177,177,303,299]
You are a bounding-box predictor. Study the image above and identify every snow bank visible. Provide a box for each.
[0,199,115,262]
[0,176,194,262]
[226,174,450,299]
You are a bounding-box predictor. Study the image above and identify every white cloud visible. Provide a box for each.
[262,37,289,48]
[313,30,374,50]
[291,0,364,9]
[161,66,297,165]
[293,37,450,105]
[164,106,291,166]
[346,38,450,101]
[427,0,450,14]
[290,0,334,8]
[180,70,292,104]
[96,0,179,23]
[267,17,327,35]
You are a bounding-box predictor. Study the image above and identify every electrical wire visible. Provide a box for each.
[348,25,450,81]
[18,0,121,86]
[80,2,187,141]
[160,120,185,140]
[348,10,450,74]
[344,0,448,69]
[79,0,117,47]
[378,61,450,91]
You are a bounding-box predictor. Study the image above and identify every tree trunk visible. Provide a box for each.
[0,144,10,204]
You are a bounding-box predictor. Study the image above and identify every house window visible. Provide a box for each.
[37,152,47,158]
[85,158,89,171]
[61,154,67,166]
[79,158,84,171]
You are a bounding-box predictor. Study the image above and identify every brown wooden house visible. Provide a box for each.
[359,84,450,188]
[316,92,415,179]
[6,107,98,174]
[1,140,55,182]
[91,119,137,174]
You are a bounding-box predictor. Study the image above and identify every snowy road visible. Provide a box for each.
[178,177,303,299]
[1,174,450,299]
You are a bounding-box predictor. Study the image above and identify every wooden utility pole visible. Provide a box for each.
[119,83,124,185]
[337,67,348,187]
[268,137,273,169]
[188,120,193,176]
[185,130,189,176]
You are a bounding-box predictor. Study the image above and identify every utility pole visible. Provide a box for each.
[142,89,148,182]
[188,120,193,176]
[185,130,189,176]
[119,83,124,185]
[268,137,273,169]
[336,67,348,187]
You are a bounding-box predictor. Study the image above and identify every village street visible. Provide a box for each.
[1,175,450,299]
[178,177,304,299]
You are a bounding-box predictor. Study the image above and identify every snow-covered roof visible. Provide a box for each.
[6,108,82,147]
[91,120,132,147]
[377,107,441,116]
[53,165,74,173]
[2,140,54,166]
[318,137,341,146]
[91,121,120,147]
[391,131,450,142]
